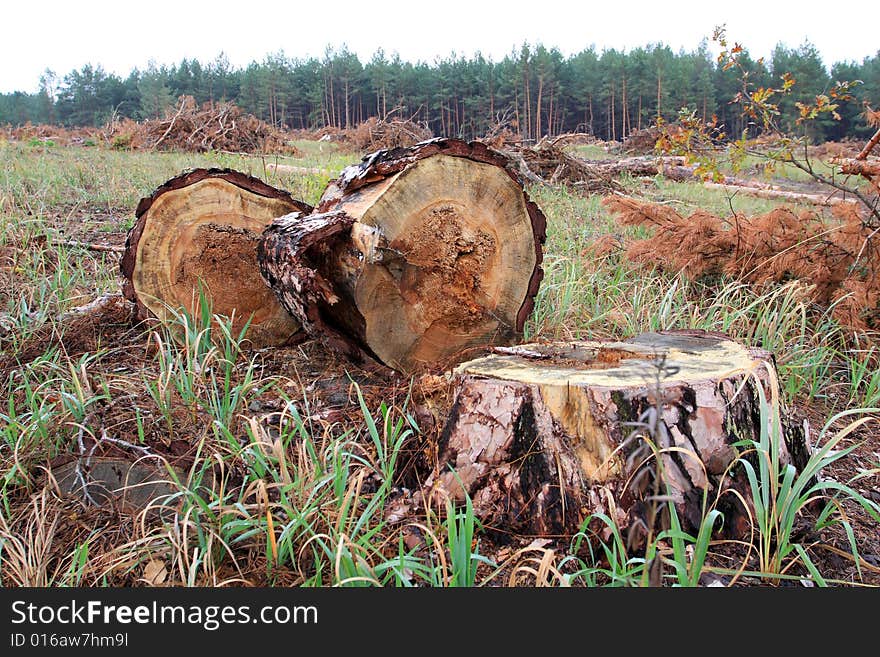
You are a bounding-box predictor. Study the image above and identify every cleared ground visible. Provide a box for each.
[1,138,878,586]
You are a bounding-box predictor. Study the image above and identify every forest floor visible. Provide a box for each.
[0,137,878,587]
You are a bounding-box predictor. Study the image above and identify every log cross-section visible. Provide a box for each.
[121,168,311,347]
[259,138,547,373]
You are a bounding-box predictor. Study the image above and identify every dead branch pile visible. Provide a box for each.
[506,138,621,192]
[743,131,789,152]
[108,96,299,154]
[478,127,522,151]
[618,127,662,154]
[500,138,694,192]
[0,123,101,146]
[617,126,692,155]
[603,196,880,331]
[311,125,343,142]
[809,138,864,160]
[322,117,433,152]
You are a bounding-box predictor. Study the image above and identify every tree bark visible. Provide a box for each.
[259,138,547,373]
[840,158,880,182]
[423,330,809,539]
[121,168,311,347]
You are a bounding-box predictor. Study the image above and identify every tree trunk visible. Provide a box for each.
[121,168,311,347]
[610,82,616,142]
[423,330,809,538]
[258,138,547,373]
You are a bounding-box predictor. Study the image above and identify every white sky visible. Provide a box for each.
[1,0,877,94]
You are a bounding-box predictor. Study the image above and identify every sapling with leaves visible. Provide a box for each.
[657,25,879,228]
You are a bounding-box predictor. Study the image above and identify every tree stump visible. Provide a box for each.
[424,331,808,538]
[121,168,311,347]
[258,138,546,373]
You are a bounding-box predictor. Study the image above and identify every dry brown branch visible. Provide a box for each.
[603,196,880,331]
[58,240,125,254]
[152,96,189,150]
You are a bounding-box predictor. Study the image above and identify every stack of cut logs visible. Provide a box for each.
[121,138,809,538]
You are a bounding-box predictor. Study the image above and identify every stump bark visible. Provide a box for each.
[259,138,546,373]
[121,168,311,346]
[424,330,808,537]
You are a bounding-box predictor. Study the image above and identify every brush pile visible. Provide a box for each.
[318,117,433,152]
[506,138,621,192]
[0,123,101,146]
[107,96,298,154]
[619,126,664,154]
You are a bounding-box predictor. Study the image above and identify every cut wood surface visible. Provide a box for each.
[424,330,808,537]
[259,138,547,372]
[121,168,311,346]
[53,456,176,512]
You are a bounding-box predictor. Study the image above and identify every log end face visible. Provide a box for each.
[124,173,305,347]
[353,154,540,372]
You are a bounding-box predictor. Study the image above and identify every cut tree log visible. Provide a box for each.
[259,138,547,373]
[121,168,311,347]
[702,181,858,206]
[423,330,809,538]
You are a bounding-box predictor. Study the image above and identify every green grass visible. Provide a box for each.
[1,140,878,587]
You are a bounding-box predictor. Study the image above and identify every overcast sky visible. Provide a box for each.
[1,1,877,94]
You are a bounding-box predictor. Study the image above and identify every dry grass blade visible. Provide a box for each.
[0,489,61,586]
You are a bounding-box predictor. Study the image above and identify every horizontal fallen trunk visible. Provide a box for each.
[703,181,858,206]
[259,138,546,373]
[423,331,808,538]
[121,168,311,347]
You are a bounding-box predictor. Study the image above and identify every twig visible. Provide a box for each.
[93,427,158,460]
[153,97,187,149]
[57,240,125,254]
[764,150,880,226]
[74,424,100,507]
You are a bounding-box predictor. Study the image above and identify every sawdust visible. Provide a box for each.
[391,203,496,331]
[172,223,276,323]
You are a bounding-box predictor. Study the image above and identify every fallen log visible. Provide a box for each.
[702,181,857,206]
[259,138,546,373]
[59,240,126,254]
[423,330,808,538]
[121,168,311,347]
